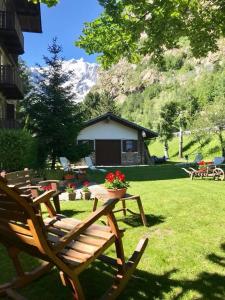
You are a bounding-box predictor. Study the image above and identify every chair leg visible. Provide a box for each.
[101,238,149,300]
[53,194,61,214]
[0,245,53,299]
[107,212,126,273]
[92,197,98,212]
[60,272,85,300]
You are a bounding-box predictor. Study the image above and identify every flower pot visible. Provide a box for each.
[68,192,76,201]
[81,191,91,200]
[77,173,87,181]
[64,174,75,180]
[107,188,127,199]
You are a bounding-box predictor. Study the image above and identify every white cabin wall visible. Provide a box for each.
[77,120,138,140]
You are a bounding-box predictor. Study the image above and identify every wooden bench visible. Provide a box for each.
[0,176,148,300]
[3,169,61,213]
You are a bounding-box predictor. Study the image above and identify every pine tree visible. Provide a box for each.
[26,38,84,169]
[83,91,119,119]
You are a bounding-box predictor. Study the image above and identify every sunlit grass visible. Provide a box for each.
[1,165,225,299]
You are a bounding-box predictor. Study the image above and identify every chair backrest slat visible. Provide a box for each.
[0,177,48,254]
[5,170,32,197]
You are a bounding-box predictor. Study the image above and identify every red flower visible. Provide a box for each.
[42,184,52,191]
[118,173,125,182]
[198,161,205,166]
[115,170,122,177]
[68,183,76,189]
[105,172,115,182]
[83,181,90,187]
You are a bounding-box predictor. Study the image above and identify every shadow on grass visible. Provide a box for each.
[2,246,225,300]
[88,165,187,183]
[120,213,165,228]
[208,145,221,156]
[207,243,225,268]
[82,262,225,300]
[172,138,210,159]
[172,139,198,158]
[60,209,86,218]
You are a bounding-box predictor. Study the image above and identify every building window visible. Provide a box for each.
[122,140,138,152]
[78,140,94,152]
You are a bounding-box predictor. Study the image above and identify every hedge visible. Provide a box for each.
[0,129,38,171]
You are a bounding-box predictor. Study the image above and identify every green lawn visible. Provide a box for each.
[1,165,225,299]
[149,134,224,162]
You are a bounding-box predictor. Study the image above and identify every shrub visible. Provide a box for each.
[0,129,38,171]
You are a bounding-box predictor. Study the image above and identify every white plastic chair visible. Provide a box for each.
[85,156,107,173]
[59,157,71,172]
[213,157,224,166]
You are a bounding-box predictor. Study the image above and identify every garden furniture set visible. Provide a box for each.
[0,168,148,299]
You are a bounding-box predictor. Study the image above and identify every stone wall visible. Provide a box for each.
[121,152,141,165]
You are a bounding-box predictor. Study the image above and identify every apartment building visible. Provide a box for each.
[0,0,41,128]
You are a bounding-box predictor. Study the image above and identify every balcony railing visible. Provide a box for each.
[0,10,24,54]
[0,119,20,129]
[0,65,24,99]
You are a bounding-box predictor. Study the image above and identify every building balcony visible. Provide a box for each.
[0,10,24,54]
[0,118,20,129]
[0,65,24,100]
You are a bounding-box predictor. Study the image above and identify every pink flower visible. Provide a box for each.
[83,181,90,187]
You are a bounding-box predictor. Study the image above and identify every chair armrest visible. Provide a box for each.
[19,185,41,190]
[33,190,57,217]
[33,190,55,206]
[54,198,119,252]
[39,180,60,184]
[39,180,60,191]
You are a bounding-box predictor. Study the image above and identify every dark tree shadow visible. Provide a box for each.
[120,213,165,228]
[172,138,210,158]
[59,210,86,218]
[88,165,187,183]
[207,243,225,268]
[2,246,225,300]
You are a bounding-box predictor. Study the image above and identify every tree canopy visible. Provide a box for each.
[29,0,58,7]
[76,0,225,68]
[24,38,87,169]
[29,0,225,69]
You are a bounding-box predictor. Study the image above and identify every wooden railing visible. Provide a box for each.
[0,65,23,94]
[0,10,24,50]
[0,119,20,129]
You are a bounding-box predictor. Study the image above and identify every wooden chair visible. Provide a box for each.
[3,169,61,213]
[0,176,148,299]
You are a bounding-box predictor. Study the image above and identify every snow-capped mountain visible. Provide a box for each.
[31,58,98,102]
[62,58,98,102]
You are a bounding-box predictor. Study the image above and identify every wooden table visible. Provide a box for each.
[92,188,147,226]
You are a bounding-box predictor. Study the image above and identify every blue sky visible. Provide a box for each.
[22,0,103,66]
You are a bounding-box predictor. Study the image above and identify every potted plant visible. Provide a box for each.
[81,181,91,200]
[65,183,76,200]
[104,170,129,198]
[64,171,75,180]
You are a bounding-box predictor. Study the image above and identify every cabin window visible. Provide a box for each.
[122,140,138,152]
[78,140,94,151]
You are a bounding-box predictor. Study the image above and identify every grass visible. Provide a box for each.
[149,134,224,162]
[2,165,225,299]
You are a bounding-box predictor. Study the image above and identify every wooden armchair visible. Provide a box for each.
[2,169,61,213]
[0,177,148,300]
